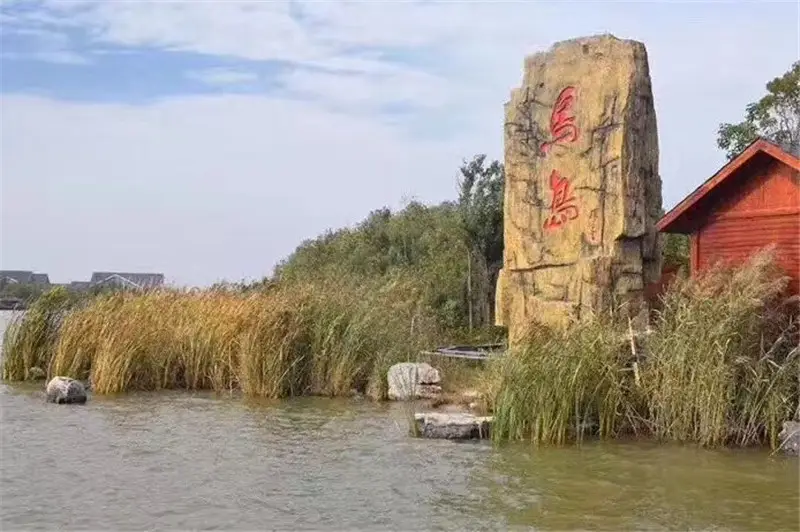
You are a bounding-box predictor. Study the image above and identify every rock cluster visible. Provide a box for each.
[496,34,663,344]
[45,376,87,405]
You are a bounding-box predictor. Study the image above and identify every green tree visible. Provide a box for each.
[274,200,471,329]
[457,154,505,329]
[270,154,505,332]
[662,233,689,270]
[717,61,800,159]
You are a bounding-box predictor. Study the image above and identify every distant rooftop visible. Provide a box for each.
[90,272,165,289]
[0,270,50,285]
[1,270,165,289]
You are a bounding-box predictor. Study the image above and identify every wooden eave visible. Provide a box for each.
[656,138,800,234]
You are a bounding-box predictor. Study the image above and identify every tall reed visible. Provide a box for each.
[4,274,442,399]
[1,287,76,381]
[489,314,632,445]
[642,248,799,447]
[488,248,799,449]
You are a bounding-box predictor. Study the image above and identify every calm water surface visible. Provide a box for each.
[1,311,798,531]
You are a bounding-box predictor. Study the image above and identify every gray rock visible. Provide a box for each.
[414,412,492,440]
[387,362,442,401]
[778,421,800,456]
[45,376,87,405]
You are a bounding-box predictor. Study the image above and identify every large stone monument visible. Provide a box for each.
[496,34,663,344]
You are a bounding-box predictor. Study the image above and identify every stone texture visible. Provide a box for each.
[45,376,87,404]
[387,362,442,401]
[778,421,800,456]
[414,412,493,440]
[496,34,663,344]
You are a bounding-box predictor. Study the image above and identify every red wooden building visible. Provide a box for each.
[657,138,800,294]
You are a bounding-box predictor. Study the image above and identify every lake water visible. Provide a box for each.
[1,310,798,531]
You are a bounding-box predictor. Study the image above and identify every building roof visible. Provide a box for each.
[31,273,51,285]
[90,272,165,289]
[0,270,34,284]
[0,270,50,284]
[657,138,800,234]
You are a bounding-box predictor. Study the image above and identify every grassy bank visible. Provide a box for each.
[488,249,799,449]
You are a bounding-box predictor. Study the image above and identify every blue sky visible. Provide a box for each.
[1,0,798,286]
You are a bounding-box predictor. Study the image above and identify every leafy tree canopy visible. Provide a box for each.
[717,61,800,159]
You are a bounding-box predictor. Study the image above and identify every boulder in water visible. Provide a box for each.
[45,376,87,405]
[779,421,800,456]
[387,362,442,401]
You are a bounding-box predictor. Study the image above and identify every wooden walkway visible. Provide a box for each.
[420,343,506,361]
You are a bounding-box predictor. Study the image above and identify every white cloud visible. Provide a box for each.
[185,68,259,87]
[2,0,799,285]
[0,94,473,286]
[279,67,450,112]
[0,14,89,64]
[1,49,89,65]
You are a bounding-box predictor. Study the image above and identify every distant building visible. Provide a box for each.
[0,270,165,296]
[67,281,92,292]
[0,270,51,286]
[89,272,165,290]
[657,138,800,295]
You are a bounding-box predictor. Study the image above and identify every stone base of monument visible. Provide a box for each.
[778,421,800,456]
[413,412,492,440]
[45,376,88,405]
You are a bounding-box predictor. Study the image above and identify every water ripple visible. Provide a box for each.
[0,385,798,531]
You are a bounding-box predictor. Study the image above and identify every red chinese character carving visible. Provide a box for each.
[543,169,579,231]
[540,86,579,155]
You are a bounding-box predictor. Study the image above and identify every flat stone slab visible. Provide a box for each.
[414,412,492,440]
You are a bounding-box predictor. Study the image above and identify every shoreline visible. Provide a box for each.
[4,376,798,456]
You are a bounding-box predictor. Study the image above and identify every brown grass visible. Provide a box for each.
[3,276,443,399]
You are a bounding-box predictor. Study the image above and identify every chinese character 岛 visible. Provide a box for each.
[543,169,579,230]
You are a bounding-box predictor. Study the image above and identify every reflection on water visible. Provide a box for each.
[1,311,798,531]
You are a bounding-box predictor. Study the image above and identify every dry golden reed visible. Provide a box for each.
[3,276,440,399]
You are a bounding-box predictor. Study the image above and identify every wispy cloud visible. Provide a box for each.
[1,49,89,65]
[185,68,259,87]
[2,0,798,285]
[1,8,89,64]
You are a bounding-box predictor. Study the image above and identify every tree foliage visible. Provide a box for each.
[274,200,472,328]
[662,233,690,270]
[717,61,800,159]
[458,154,505,270]
[274,154,506,331]
[457,154,505,327]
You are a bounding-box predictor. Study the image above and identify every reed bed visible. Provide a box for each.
[488,314,633,445]
[2,276,441,399]
[2,287,77,381]
[488,248,799,449]
[643,249,799,448]
[3,249,797,449]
